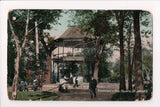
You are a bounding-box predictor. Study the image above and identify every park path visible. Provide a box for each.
[43,83,119,101]
[55,88,115,101]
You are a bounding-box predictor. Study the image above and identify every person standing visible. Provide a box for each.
[89,77,97,98]
[73,75,79,88]
[75,75,78,87]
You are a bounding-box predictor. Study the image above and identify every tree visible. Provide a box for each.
[8,10,30,100]
[39,32,57,83]
[140,11,153,83]
[122,11,134,91]
[30,10,62,84]
[8,9,62,100]
[127,23,133,90]
[133,10,144,100]
[115,11,126,90]
[122,10,152,91]
[24,33,47,84]
[71,10,115,82]
[82,47,112,82]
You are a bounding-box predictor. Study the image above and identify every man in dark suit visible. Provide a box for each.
[89,77,97,98]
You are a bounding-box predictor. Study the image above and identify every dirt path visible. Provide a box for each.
[55,88,115,101]
[40,83,119,101]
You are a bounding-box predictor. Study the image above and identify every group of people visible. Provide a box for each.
[59,75,98,99]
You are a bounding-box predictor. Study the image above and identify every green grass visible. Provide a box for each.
[8,91,58,101]
[111,92,136,101]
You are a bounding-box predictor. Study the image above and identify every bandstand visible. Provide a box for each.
[52,26,96,83]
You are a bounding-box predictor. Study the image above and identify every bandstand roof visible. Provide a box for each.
[55,26,95,48]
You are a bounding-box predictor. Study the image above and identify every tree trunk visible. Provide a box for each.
[45,54,51,84]
[119,11,126,90]
[35,21,39,65]
[93,37,100,82]
[93,60,100,83]
[133,10,144,100]
[87,63,90,82]
[146,69,150,81]
[11,52,20,100]
[128,24,132,90]
[9,10,30,100]
[93,36,107,83]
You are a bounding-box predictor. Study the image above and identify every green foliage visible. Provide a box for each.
[112,59,120,73]
[109,72,120,83]
[41,32,57,55]
[145,86,152,100]
[7,33,16,86]
[109,59,120,82]
[60,62,78,77]
[69,10,118,43]
[142,48,152,69]
[78,64,85,76]
[8,9,62,84]
[7,24,27,85]
[143,54,152,71]
[142,48,152,80]
[111,92,135,101]
[98,49,112,82]
[19,52,27,81]
[82,48,112,81]
[30,10,62,30]
[82,48,96,58]
[8,91,57,100]
[8,10,28,46]
[24,36,47,80]
[25,77,32,85]
[140,11,153,38]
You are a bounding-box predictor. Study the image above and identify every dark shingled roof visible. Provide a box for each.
[55,26,95,48]
[56,26,93,40]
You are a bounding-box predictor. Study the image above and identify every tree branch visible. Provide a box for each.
[8,18,19,51]
[49,45,57,56]
[21,10,30,50]
[98,35,117,59]
[115,11,120,25]
[95,37,100,57]
[72,39,96,48]
[99,38,108,59]
[39,35,50,55]
[28,21,43,35]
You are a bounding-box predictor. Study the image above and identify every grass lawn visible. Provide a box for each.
[8,91,58,101]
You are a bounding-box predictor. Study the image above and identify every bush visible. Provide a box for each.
[145,88,152,100]
[144,82,152,100]
[111,92,135,101]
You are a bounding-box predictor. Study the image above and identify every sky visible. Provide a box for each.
[44,12,71,38]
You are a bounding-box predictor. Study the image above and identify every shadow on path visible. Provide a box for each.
[56,89,115,101]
